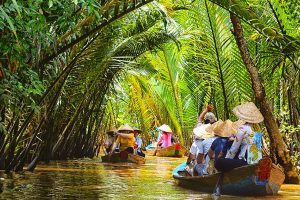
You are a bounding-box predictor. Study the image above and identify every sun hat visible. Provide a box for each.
[204,112,217,123]
[232,120,245,130]
[106,127,117,135]
[133,127,142,133]
[193,124,214,140]
[205,120,223,135]
[158,124,172,133]
[118,124,134,132]
[233,102,264,124]
[205,120,238,137]
[212,120,238,137]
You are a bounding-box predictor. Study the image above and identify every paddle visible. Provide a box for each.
[212,172,223,199]
[153,147,157,156]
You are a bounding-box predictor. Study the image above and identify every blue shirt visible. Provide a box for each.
[210,137,232,165]
[135,136,143,148]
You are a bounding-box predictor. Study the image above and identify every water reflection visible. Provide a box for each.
[0,156,300,199]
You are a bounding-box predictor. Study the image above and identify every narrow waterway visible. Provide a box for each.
[0,156,299,199]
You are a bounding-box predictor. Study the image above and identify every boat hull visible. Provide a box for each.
[101,153,146,164]
[145,148,156,156]
[173,158,285,196]
[156,144,187,157]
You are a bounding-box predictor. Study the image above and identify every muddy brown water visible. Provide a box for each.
[0,156,299,199]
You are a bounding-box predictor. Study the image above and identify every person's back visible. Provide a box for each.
[135,135,142,148]
[159,132,172,148]
[104,136,114,153]
[210,137,231,164]
[104,129,116,154]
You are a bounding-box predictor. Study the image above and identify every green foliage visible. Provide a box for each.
[0,0,300,171]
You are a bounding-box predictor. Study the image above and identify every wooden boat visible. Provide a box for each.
[145,148,156,156]
[101,153,146,164]
[173,158,285,196]
[128,153,146,164]
[145,143,157,155]
[156,143,187,157]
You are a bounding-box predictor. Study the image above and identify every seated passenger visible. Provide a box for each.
[187,104,217,165]
[104,128,117,155]
[157,124,173,148]
[184,124,213,175]
[186,126,208,165]
[110,124,135,158]
[206,120,242,173]
[195,104,216,127]
[215,102,264,172]
[133,127,145,157]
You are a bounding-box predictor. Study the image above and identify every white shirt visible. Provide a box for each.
[197,136,218,155]
[189,139,203,155]
[226,124,252,160]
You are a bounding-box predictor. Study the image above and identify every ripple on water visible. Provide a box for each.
[0,156,300,200]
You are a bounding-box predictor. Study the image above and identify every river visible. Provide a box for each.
[0,156,299,199]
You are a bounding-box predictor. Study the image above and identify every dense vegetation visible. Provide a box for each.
[0,0,299,182]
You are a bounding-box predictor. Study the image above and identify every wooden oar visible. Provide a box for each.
[212,172,223,199]
[153,147,157,156]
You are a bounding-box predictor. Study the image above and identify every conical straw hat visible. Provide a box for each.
[106,127,117,134]
[158,124,172,133]
[193,124,214,140]
[213,120,238,137]
[232,120,245,130]
[118,124,134,132]
[205,120,223,135]
[133,127,142,132]
[233,102,264,124]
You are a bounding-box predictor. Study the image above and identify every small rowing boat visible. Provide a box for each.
[145,143,156,155]
[172,158,285,196]
[156,143,187,157]
[101,152,146,164]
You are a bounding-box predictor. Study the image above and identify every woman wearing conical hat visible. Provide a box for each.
[104,128,117,155]
[215,102,264,173]
[157,124,173,148]
[110,124,135,155]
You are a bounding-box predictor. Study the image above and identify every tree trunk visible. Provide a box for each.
[230,13,299,183]
[0,107,5,169]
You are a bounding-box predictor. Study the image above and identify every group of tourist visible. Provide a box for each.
[186,102,264,176]
[105,122,179,159]
[104,124,145,158]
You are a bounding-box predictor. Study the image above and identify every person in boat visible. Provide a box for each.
[186,104,217,165]
[133,127,145,157]
[215,102,264,172]
[157,124,173,148]
[104,128,117,155]
[195,104,216,127]
[110,124,135,157]
[184,124,215,175]
[198,120,241,175]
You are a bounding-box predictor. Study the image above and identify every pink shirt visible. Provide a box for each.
[158,132,172,148]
